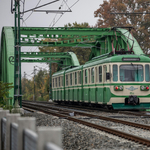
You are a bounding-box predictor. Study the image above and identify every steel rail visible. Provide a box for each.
[22,100,149,116]
[22,102,150,146]
[22,100,117,112]
[118,111,149,116]
[22,104,150,130]
[22,102,150,130]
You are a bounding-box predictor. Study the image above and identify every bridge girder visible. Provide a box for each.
[0,26,144,105]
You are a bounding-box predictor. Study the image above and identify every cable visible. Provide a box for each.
[49,0,64,27]
[63,0,70,10]
[24,0,42,22]
[49,0,80,27]
[49,0,69,27]
[22,19,28,27]
[51,13,64,27]
[70,0,79,9]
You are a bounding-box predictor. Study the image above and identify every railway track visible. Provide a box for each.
[22,101,150,146]
[22,100,150,117]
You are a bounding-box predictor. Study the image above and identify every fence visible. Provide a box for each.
[0,109,62,150]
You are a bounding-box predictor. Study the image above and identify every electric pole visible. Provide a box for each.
[13,0,22,107]
[11,0,72,104]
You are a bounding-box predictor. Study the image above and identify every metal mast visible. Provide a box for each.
[14,0,22,107]
[10,0,73,105]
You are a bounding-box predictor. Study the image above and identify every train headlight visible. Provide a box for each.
[140,85,149,91]
[115,86,119,90]
[141,86,145,90]
[120,86,123,90]
[114,86,123,91]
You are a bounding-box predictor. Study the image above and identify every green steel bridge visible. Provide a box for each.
[0,26,143,107]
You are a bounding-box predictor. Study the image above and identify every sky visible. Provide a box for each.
[0,0,103,79]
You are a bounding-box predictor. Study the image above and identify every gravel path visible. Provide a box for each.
[23,111,150,150]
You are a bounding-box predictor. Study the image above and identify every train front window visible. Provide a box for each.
[119,64,143,82]
[113,65,118,82]
[145,65,150,82]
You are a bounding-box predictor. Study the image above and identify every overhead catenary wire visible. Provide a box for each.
[49,0,66,27]
[23,0,42,22]
[21,0,60,14]
[49,0,80,27]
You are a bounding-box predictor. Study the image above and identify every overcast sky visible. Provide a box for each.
[0,0,103,79]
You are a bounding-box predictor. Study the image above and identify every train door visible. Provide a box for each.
[103,64,111,104]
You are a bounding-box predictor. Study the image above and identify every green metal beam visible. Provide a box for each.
[0,27,14,105]
[21,52,71,58]
[21,52,80,67]
[21,59,61,63]
[0,26,145,107]
[117,28,143,55]
[18,27,120,47]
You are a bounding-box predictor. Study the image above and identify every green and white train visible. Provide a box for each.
[52,54,150,110]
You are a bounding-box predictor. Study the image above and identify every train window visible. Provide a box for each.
[62,76,63,86]
[55,78,57,87]
[80,71,81,84]
[88,69,90,83]
[70,74,72,85]
[66,75,68,86]
[95,67,97,82]
[99,66,102,82]
[78,71,81,84]
[59,77,60,87]
[113,65,118,82]
[75,72,77,85]
[120,65,143,82]
[91,68,94,83]
[85,69,88,84]
[53,78,54,87]
[145,65,150,82]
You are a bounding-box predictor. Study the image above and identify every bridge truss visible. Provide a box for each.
[0,26,143,106]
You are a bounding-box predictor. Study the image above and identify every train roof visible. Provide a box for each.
[53,54,150,77]
[83,54,150,68]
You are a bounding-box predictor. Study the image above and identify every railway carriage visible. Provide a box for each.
[52,54,150,110]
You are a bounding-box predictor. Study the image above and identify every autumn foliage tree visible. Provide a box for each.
[22,69,49,101]
[94,0,150,53]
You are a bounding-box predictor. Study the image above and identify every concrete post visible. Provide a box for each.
[6,113,20,150]
[17,117,36,150]
[45,143,63,150]
[37,127,62,150]
[0,110,9,150]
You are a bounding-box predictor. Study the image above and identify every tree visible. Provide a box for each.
[35,69,49,100]
[22,78,33,100]
[64,22,90,28]
[0,81,13,99]
[0,81,13,109]
[94,0,150,53]
[22,69,49,101]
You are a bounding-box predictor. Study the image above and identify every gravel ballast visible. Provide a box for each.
[23,111,150,150]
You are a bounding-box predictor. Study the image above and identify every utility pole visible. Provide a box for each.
[13,0,22,107]
[33,66,36,101]
[49,63,52,100]
[11,0,72,105]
